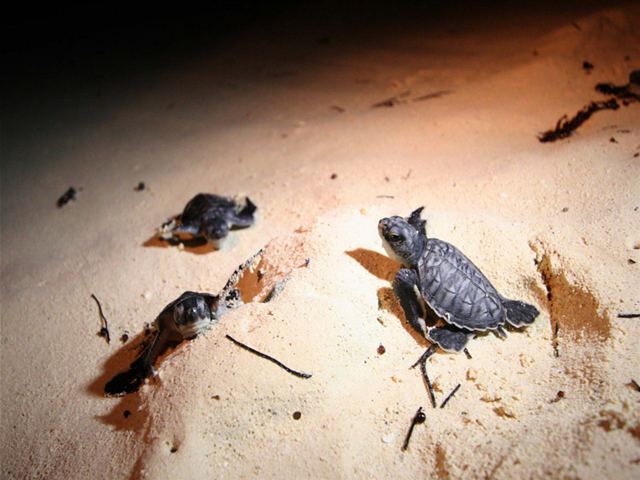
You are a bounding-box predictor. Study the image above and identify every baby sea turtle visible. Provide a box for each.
[105,250,263,396]
[160,193,257,249]
[378,207,539,406]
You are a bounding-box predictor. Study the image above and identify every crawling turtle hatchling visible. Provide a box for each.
[105,250,262,396]
[160,193,257,249]
[138,290,228,378]
[378,207,539,406]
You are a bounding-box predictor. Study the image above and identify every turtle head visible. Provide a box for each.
[378,214,425,267]
[203,218,230,248]
[173,294,213,338]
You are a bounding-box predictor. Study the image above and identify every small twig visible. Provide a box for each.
[463,348,472,359]
[411,346,437,408]
[631,379,640,392]
[402,407,426,451]
[553,322,559,357]
[618,313,640,318]
[226,335,312,379]
[419,360,437,408]
[372,90,411,108]
[439,384,461,408]
[57,187,77,208]
[376,195,395,199]
[412,90,452,102]
[403,169,412,180]
[91,294,110,343]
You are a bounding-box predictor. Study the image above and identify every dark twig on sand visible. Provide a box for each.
[372,91,411,108]
[57,187,77,208]
[411,345,438,408]
[402,406,426,451]
[631,379,640,392]
[618,313,640,318]
[225,335,312,379]
[412,90,452,102]
[439,384,461,408]
[91,294,111,343]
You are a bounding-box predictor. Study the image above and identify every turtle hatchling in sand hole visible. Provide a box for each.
[378,207,539,407]
[159,193,257,249]
[104,250,262,396]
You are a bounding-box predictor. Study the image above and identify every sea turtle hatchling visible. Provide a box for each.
[105,250,263,396]
[159,193,257,249]
[378,207,539,406]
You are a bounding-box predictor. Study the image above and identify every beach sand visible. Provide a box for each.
[2,1,639,478]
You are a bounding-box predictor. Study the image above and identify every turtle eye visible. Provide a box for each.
[388,232,403,242]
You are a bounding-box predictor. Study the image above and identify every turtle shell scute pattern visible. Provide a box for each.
[181,194,237,226]
[417,239,505,331]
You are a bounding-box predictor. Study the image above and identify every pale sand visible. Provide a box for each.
[2,2,640,479]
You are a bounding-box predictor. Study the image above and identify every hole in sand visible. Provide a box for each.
[530,241,611,343]
[166,440,180,453]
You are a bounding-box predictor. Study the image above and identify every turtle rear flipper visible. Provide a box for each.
[169,223,201,236]
[427,326,471,353]
[503,299,539,327]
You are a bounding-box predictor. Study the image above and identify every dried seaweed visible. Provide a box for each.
[538,99,619,143]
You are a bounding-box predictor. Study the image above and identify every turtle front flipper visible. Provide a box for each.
[427,325,472,352]
[141,310,184,377]
[228,196,258,227]
[169,223,202,236]
[104,355,149,396]
[393,268,428,337]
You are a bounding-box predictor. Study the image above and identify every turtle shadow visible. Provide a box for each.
[142,234,215,255]
[88,330,186,433]
[345,248,431,348]
[377,286,431,348]
[345,248,399,282]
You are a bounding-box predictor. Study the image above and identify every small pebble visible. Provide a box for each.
[382,433,396,444]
